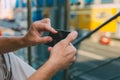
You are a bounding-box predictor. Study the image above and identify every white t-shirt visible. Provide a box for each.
[0,53,36,80]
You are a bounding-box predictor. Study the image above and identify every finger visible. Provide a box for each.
[68,56,76,64]
[40,18,51,25]
[40,18,57,33]
[63,31,78,45]
[73,56,77,61]
[38,36,53,44]
[33,21,57,34]
[48,47,53,52]
[70,56,76,65]
[66,44,76,56]
[45,25,57,34]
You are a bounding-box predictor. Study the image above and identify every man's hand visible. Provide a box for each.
[28,31,78,80]
[23,18,57,46]
[48,31,78,70]
[0,18,57,54]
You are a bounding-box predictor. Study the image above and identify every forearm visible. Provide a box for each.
[0,36,26,54]
[28,60,60,80]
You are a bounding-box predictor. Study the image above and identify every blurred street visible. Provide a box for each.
[69,38,120,80]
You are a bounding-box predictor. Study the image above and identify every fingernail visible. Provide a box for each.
[48,37,52,42]
[72,31,78,37]
[55,30,58,32]
[52,28,58,33]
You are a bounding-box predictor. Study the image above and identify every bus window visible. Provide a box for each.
[84,0,94,5]
[101,0,113,4]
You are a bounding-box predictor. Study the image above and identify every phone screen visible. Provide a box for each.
[45,29,70,46]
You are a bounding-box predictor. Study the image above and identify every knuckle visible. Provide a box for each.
[44,24,48,27]
[59,40,66,45]
[44,24,50,28]
[31,22,36,27]
[73,47,77,52]
[70,36,74,41]
[71,56,76,62]
[31,21,39,28]
[71,46,77,53]
[73,56,76,61]
[45,18,50,22]
[42,24,48,30]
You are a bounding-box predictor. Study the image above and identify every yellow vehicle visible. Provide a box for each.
[70,0,120,33]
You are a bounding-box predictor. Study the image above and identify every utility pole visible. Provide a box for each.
[27,0,32,65]
[64,0,70,30]
[64,1,71,80]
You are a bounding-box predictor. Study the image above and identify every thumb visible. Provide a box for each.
[64,31,78,45]
[48,47,53,52]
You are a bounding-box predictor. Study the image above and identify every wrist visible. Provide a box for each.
[47,59,62,71]
[28,60,60,80]
[19,36,28,47]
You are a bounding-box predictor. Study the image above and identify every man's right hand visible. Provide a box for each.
[28,30,78,80]
[48,31,78,70]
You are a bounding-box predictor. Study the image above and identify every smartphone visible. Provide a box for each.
[45,29,70,47]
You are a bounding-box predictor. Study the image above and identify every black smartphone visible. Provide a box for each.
[45,29,70,47]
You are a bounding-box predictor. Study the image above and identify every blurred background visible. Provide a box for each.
[0,0,120,80]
